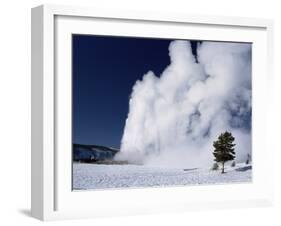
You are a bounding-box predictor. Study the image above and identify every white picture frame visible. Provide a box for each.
[31,4,274,221]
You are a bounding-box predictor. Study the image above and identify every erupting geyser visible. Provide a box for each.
[115,40,252,168]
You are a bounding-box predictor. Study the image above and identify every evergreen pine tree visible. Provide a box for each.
[213,131,236,173]
[245,154,251,165]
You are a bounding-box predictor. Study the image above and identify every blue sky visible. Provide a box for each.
[72,35,251,150]
[72,35,199,147]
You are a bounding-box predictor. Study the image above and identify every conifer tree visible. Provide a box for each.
[213,131,236,173]
[246,154,251,165]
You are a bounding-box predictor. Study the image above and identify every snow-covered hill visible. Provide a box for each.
[73,163,252,190]
[73,144,119,162]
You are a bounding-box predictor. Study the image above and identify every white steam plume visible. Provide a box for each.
[116,40,252,168]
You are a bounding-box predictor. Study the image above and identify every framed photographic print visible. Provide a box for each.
[31,4,274,221]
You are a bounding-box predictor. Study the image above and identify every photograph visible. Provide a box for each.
[72,35,252,190]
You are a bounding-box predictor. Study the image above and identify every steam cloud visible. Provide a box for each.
[116,40,252,168]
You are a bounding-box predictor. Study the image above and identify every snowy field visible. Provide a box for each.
[73,163,252,190]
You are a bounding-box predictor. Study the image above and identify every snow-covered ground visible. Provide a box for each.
[73,162,252,190]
